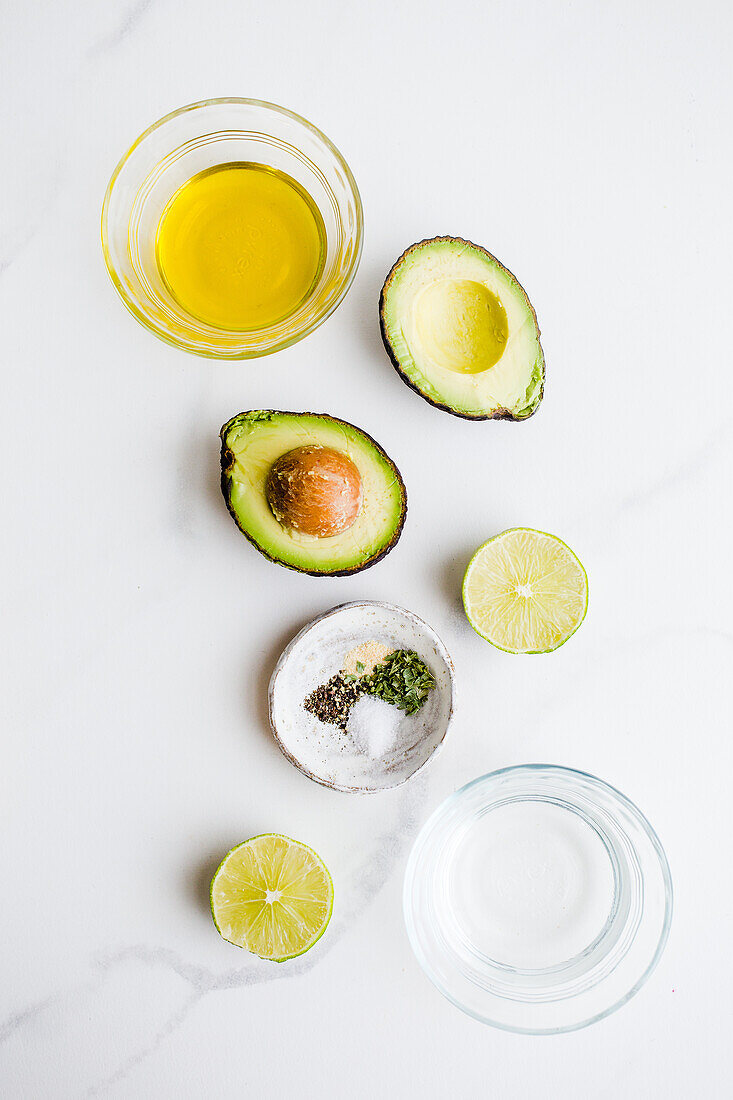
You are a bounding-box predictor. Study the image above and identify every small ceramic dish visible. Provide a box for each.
[403,765,673,1033]
[269,602,455,792]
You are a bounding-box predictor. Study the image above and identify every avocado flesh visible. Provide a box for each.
[221,411,406,575]
[380,237,544,420]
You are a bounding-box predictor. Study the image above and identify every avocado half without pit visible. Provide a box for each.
[220,411,407,575]
[379,237,545,420]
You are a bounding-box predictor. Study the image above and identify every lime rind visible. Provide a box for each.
[210,833,334,962]
[462,528,588,654]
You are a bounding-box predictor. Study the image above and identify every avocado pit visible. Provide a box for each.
[266,445,363,538]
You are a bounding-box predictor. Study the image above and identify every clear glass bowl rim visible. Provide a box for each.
[403,763,674,1035]
[100,97,364,359]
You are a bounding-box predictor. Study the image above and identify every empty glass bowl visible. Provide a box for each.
[101,98,363,358]
[403,765,672,1034]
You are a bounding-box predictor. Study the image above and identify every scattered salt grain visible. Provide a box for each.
[347,694,401,759]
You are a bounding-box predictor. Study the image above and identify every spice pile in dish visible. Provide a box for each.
[342,640,393,677]
[349,649,435,715]
[303,674,364,731]
[302,642,436,747]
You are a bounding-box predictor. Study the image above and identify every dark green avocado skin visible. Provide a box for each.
[220,411,408,577]
[378,236,545,421]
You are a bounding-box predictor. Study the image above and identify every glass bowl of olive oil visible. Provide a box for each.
[101,99,363,358]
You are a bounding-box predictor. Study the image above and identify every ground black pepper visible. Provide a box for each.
[303,674,363,730]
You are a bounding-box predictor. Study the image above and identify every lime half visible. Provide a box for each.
[462,528,588,654]
[210,834,333,961]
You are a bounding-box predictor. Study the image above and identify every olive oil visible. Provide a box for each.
[155,162,325,331]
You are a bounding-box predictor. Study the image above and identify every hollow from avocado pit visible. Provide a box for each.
[266,445,363,538]
[379,236,545,420]
[414,278,508,374]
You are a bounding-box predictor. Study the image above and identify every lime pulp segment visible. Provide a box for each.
[462,528,588,654]
[210,834,333,961]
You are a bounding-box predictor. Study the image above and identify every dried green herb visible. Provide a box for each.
[361,649,435,715]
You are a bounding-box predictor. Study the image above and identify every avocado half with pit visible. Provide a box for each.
[220,411,407,576]
[379,237,544,420]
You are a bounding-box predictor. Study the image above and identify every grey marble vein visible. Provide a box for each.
[615,424,729,518]
[88,0,155,57]
[1,224,41,278]
[0,167,63,279]
[86,991,203,1099]
[0,773,429,1096]
[0,993,63,1044]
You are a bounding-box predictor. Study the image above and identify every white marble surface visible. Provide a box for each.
[1,1,731,1096]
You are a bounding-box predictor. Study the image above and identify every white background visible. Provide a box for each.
[2,1,731,1096]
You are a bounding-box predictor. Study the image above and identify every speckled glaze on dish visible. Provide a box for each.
[268,602,455,792]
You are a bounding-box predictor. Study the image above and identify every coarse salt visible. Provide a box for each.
[347,694,402,759]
